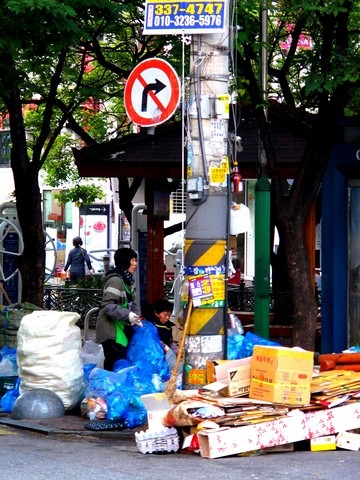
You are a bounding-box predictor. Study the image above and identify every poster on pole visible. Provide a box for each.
[143,0,228,35]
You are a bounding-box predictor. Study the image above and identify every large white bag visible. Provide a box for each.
[17,311,85,410]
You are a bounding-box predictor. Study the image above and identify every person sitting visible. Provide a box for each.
[144,299,175,350]
[142,299,183,375]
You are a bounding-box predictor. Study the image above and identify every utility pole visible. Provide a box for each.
[182,3,231,389]
[254,1,271,338]
[142,0,231,388]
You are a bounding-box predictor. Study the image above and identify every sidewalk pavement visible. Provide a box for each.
[0,327,145,441]
[0,411,141,440]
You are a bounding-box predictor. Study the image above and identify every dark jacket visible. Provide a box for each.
[64,246,92,277]
[153,319,174,347]
[95,271,140,347]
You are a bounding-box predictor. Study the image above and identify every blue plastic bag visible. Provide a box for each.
[83,364,96,385]
[113,358,130,372]
[0,377,20,412]
[87,366,136,397]
[105,370,152,427]
[85,365,151,428]
[126,320,170,382]
[227,334,245,360]
[237,331,280,359]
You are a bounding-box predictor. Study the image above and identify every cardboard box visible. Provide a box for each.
[199,414,307,459]
[198,402,360,459]
[250,379,311,405]
[251,345,314,385]
[140,393,171,431]
[227,363,252,396]
[206,358,249,384]
[336,431,360,451]
[310,435,336,451]
[249,346,313,405]
[229,235,237,252]
[205,357,252,397]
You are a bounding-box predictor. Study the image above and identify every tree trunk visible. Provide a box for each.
[282,216,318,351]
[6,80,45,308]
[14,165,45,308]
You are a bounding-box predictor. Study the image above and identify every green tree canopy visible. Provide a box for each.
[0,0,179,306]
[233,0,360,348]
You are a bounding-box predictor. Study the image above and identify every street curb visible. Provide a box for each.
[0,417,136,440]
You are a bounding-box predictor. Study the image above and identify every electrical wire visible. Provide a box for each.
[228,0,241,169]
[180,33,186,269]
[194,34,209,186]
[167,34,189,321]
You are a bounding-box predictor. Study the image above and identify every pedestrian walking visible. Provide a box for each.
[64,236,93,282]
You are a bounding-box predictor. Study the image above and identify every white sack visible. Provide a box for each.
[17,310,85,410]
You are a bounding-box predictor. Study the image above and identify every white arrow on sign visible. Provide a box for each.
[124,58,181,127]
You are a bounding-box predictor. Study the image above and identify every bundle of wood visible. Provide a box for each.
[318,353,360,372]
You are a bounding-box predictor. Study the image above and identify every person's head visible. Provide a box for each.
[73,236,83,247]
[154,299,173,324]
[114,247,138,273]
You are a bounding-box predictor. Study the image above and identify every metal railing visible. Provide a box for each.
[43,283,322,328]
[43,285,102,327]
[227,283,321,325]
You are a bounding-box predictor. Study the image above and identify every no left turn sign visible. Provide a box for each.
[124,58,181,127]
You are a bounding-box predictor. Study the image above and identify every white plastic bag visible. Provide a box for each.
[230,203,251,235]
[80,340,105,368]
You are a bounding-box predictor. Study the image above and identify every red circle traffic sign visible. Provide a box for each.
[124,58,181,127]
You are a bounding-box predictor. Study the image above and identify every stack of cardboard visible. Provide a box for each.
[140,346,360,458]
[310,370,360,407]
